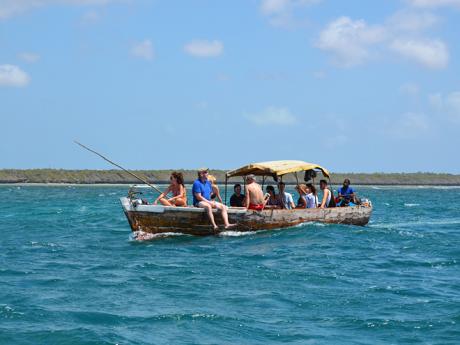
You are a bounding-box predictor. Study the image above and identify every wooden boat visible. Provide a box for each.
[120,160,372,236]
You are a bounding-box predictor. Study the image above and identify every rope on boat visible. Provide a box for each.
[74,140,163,194]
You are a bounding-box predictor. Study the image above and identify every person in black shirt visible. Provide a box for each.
[230,184,245,207]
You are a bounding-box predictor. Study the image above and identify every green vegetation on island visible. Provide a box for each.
[1,169,460,185]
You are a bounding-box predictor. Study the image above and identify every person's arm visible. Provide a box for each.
[194,192,209,203]
[320,189,329,208]
[214,186,223,203]
[169,185,186,202]
[263,193,270,207]
[154,186,171,204]
[245,186,250,209]
[289,194,296,209]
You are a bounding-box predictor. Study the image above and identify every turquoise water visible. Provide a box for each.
[1,185,459,344]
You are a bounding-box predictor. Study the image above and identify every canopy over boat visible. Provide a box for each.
[226,160,330,179]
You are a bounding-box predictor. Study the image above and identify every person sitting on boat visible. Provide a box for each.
[337,179,357,206]
[319,179,335,208]
[306,183,319,207]
[264,185,281,208]
[230,183,245,207]
[153,171,187,207]
[207,174,223,204]
[244,174,265,211]
[305,184,317,208]
[295,184,308,208]
[192,168,236,230]
[278,182,295,210]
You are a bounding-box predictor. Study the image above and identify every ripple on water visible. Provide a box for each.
[0,185,459,345]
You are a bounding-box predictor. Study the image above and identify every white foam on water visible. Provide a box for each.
[370,218,460,229]
[131,231,186,241]
[219,230,257,237]
[404,203,420,207]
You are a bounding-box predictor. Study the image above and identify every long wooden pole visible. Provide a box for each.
[74,141,162,194]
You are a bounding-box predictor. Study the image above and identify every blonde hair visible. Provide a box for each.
[296,183,308,195]
[207,174,217,185]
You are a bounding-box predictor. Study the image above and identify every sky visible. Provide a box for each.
[1,0,459,173]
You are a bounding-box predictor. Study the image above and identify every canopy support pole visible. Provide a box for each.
[295,172,300,186]
[224,175,228,206]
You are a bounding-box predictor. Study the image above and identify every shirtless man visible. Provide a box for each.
[244,174,265,211]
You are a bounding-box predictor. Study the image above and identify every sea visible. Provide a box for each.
[0,185,459,345]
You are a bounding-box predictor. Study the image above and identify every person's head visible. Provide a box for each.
[279,182,286,192]
[320,179,328,190]
[295,184,308,195]
[245,174,256,184]
[170,171,184,186]
[266,185,275,196]
[343,178,350,187]
[307,183,317,195]
[207,174,217,185]
[197,167,209,180]
[234,183,242,195]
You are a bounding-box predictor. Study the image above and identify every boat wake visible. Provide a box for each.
[131,231,187,241]
[219,230,257,237]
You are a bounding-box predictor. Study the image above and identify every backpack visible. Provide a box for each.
[328,188,337,208]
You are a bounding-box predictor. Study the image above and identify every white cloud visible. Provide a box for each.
[407,0,460,8]
[260,0,320,28]
[400,82,420,96]
[0,64,30,87]
[260,0,319,15]
[246,107,297,126]
[316,16,386,67]
[317,11,449,69]
[184,40,223,58]
[131,39,154,61]
[216,72,230,81]
[17,52,40,63]
[0,0,117,19]
[390,39,449,69]
[429,91,460,123]
[392,112,430,138]
[81,10,100,24]
[387,10,439,32]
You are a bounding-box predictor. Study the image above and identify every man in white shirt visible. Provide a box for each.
[278,182,295,210]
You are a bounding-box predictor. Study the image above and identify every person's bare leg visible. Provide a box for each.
[159,198,173,206]
[174,198,187,207]
[200,202,218,229]
[216,203,236,229]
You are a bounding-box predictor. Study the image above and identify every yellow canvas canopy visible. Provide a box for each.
[226,160,330,179]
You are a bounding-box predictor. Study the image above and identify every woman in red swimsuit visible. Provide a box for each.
[154,172,187,207]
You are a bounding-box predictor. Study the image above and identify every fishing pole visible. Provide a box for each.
[74,141,163,194]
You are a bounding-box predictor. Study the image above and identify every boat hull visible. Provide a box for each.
[120,197,372,235]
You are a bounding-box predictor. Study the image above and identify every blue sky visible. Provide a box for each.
[1,0,459,172]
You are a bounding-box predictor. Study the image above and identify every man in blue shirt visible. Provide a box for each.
[192,168,236,230]
[337,179,357,206]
